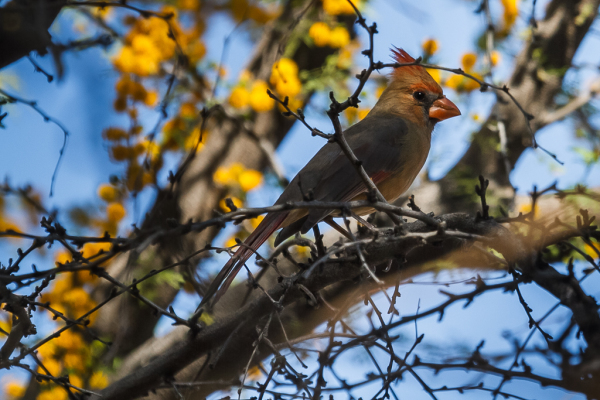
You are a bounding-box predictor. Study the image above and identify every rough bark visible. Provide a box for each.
[0,0,65,69]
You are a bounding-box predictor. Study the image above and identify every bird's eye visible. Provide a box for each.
[413,91,426,101]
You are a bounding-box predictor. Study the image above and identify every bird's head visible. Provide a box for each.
[375,47,461,129]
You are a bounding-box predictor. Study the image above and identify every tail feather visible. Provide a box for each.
[200,212,288,307]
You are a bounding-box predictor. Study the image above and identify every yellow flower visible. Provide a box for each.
[4,381,26,398]
[490,50,501,66]
[37,341,56,360]
[500,0,518,33]
[103,127,128,141]
[55,330,83,351]
[184,127,207,151]
[230,162,244,175]
[178,0,199,10]
[249,81,274,112]
[131,81,147,102]
[247,365,263,381]
[98,184,118,202]
[55,250,72,265]
[517,202,538,217]
[225,235,239,248]
[214,167,234,185]
[444,75,461,90]
[180,102,197,118]
[358,109,369,120]
[275,77,301,97]
[63,288,90,309]
[238,170,262,192]
[115,77,134,96]
[63,353,84,371]
[309,22,331,47]
[422,38,439,55]
[219,197,243,212]
[229,86,250,109]
[114,97,127,112]
[69,374,83,389]
[426,68,442,84]
[131,35,158,59]
[144,90,158,107]
[106,202,126,222]
[328,26,350,48]
[584,244,599,260]
[43,358,62,376]
[344,107,358,123]
[322,0,359,15]
[81,242,111,259]
[89,371,109,389]
[37,387,68,400]
[461,52,477,71]
[187,41,207,64]
[51,276,72,297]
[271,58,298,82]
[114,47,136,74]
[111,145,130,161]
[444,72,482,92]
[250,215,264,230]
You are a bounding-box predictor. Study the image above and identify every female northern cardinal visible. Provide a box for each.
[202,48,460,306]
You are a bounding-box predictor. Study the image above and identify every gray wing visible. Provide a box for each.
[274,113,413,241]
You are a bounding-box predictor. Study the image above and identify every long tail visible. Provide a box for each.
[200,212,289,307]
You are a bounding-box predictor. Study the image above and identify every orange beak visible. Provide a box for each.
[429,96,461,121]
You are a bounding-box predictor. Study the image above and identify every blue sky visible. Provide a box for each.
[0,0,599,398]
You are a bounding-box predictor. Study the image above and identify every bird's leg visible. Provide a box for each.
[349,211,376,232]
[323,216,353,241]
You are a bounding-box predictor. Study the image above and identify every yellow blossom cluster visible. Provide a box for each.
[29,244,111,398]
[177,0,200,11]
[214,162,263,193]
[344,107,370,124]
[422,38,439,56]
[500,0,519,36]
[444,52,483,93]
[114,13,177,76]
[308,23,350,49]
[113,9,206,77]
[4,380,26,399]
[322,0,361,15]
[162,102,209,153]
[0,310,12,335]
[107,9,207,200]
[270,58,302,98]
[229,78,276,113]
[94,182,132,236]
[102,122,161,192]
[214,162,264,246]
[40,266,99,320]
[114,75,158,112]
[34,329,93,398]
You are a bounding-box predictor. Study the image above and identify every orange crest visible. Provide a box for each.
[391,47,425,78]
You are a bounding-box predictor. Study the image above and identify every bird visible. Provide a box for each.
[202,47,460,307]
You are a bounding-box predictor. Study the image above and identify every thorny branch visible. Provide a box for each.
[1,0,600,399]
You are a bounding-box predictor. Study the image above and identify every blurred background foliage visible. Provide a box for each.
[0,0,600,398]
